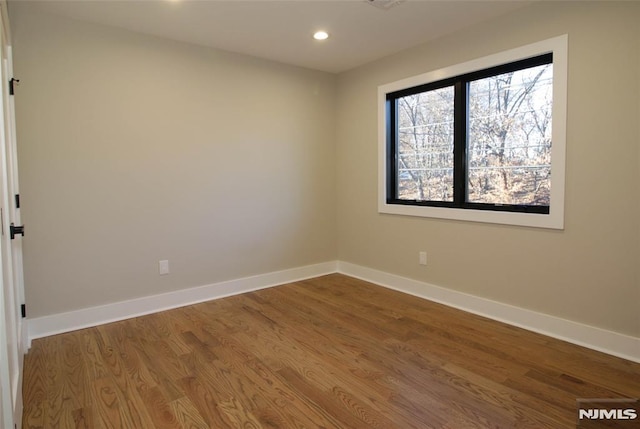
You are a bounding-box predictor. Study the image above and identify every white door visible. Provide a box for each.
[0,2,25,428]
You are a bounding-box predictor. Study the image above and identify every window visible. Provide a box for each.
[378,36,567,229]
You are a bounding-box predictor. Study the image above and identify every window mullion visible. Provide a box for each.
[386,97,397,202]
[453,81,468,207]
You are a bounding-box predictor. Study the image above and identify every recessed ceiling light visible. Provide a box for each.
[313,31,329,41]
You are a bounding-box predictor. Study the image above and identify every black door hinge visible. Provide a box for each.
[15,194,20,209]
[10,223,24,239]
[21,304,26,318]
[9,78,19,95]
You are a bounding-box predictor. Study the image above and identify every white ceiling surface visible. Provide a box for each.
[12,0,533,73]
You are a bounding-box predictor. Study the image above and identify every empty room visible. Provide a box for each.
[0,0,639,428]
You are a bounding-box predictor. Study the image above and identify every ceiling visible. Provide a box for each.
[12,0,533,73]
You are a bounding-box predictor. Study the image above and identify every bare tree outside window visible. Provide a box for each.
[390,58,553,210]
[397,86,454,202]
[467,64,553,206]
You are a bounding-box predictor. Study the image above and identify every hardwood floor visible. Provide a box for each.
[22,274,640,428]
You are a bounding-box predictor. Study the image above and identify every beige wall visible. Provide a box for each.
[336,2,640,337]
[10,2,640,339]
[10,6,337,317]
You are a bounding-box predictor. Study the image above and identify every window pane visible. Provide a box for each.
[467,64,553,206]
[397,86,455,202]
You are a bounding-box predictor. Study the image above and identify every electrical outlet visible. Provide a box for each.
[159,260,170,275]
[419,251,427,266]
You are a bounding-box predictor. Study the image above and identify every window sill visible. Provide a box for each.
[378,201,564,229]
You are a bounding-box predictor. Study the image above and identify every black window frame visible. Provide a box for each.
[385,53,553,215]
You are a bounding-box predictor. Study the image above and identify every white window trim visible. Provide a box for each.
[378,35,568,230]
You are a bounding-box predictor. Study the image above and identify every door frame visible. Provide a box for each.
[0,1,25,427]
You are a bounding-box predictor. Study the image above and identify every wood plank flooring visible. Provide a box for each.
[22,274,640,428]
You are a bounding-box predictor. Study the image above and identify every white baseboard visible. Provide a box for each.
[27,261,338,346]
[337,261,640,364]
[27,260,639,364]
